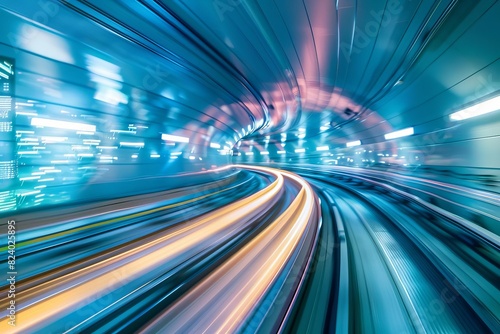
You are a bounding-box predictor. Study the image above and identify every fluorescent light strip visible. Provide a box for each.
[316,145,329,151]
[38,178,55,182]
[110,129,136,134]
[260,151,269,155]
[346,140,361,148]
[20,190,41,196]
[0,63,12,74]
[210,143,221,149]
[277,150,286,154]
[31,118,96,132]
[295,148,305,153]
[384,127,414,140]
[19,176,40,181]
[161,133,189,143]
[15,102,34,107]
[16,111,38,116]
[120,142,145,148]
[450,95,500,121]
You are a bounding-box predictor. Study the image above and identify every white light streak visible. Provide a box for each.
[161,133,189,143]
[384,127,414,140]
[120,142,145,148]
[31,118,96,132]
[210,143,221,149]
[450,95,500,121]
[346,140,361,148]
[316,145,329,151]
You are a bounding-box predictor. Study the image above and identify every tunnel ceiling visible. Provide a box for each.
[2,0,499,153]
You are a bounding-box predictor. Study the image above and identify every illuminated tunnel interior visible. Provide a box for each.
[0,1,499,333]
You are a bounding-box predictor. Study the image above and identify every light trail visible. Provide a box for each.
[1,165,497,333]
[1,167,317,333]
[141,166,320,333]
[0,167,242,253]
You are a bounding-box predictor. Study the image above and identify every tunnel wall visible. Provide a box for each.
[0,6,232,213]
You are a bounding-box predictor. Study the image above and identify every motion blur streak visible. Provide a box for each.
[289,166,499,333]
[141,166,320,333]
[0,167,242,253]
[1,167,306,333]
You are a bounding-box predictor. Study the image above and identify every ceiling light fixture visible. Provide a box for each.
[450,95,500,121]
[316,145,329,151]
[384,127,414,140]
[161,133,189,143]
[346,140,361,147]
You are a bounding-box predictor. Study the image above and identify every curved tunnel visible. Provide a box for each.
[0,1,499,333]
